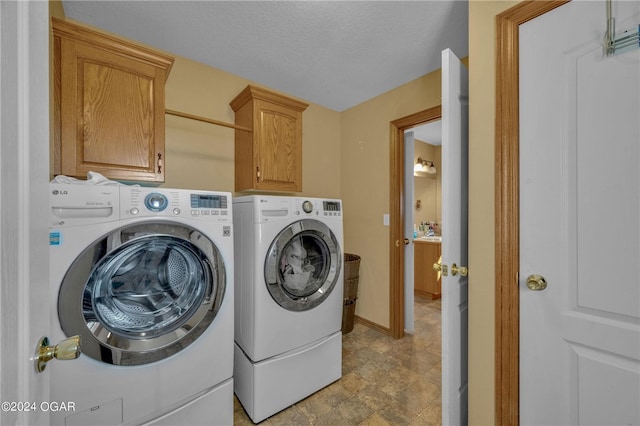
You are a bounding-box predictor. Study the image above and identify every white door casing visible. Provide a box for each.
[404,131,415,333]
[0,1,52,425]
[520,1,640,424]
[441,48,469,426]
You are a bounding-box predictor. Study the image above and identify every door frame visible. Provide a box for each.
[389,105,441,339]
[494,1,570,424]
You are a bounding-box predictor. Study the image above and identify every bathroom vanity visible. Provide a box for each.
[414,238,441,299]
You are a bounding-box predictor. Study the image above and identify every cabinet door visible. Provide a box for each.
[414,242,441,299]
[56,37,166,183]
[427,243,442,296]
[254,100,302,192]
[414,242,428,294]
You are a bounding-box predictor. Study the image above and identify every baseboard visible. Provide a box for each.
[353,315,391,336]
[414,289,441,300]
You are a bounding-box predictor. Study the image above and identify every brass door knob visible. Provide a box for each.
[433,261,448,276]
[451,263,468,277]
[395,238,410,247]
[526,274,547,291]
[35,335,81,373]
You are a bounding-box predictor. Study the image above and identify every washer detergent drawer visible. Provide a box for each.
[234,331,342,423]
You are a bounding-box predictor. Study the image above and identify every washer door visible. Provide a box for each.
[58,222,226,366]
[264,219,341,311]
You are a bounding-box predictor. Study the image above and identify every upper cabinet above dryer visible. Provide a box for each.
[52,18,174,184]
[230,85,308,193]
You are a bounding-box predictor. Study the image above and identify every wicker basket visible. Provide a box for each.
[344,253,361,281]
[342,253,361,333]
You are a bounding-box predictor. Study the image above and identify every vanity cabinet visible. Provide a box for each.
[52,18,174,183]
[414,240,441,299]
[230,85,308,192]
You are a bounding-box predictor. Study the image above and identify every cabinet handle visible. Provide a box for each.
[157,153,163,174]
[256,166,261,183]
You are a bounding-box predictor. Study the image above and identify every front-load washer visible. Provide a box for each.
[48,183,234,426]
[232,195,343,422]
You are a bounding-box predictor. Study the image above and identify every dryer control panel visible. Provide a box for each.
[293,198,342,217]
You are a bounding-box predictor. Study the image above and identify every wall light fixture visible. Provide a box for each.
[414,157,437,176]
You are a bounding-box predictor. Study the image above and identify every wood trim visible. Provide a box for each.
[494,2,570,424]
[229,84,309,112]
[51,17,174,74]
[389,105,441,339]
[354,315,391,336]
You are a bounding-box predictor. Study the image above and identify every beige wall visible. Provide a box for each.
[163,56,342,198]
[340,70,443,327]
[49,0,64,18]
[468,1,518,425]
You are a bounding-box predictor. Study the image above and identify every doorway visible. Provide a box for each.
[404,121,443,333]
[389,105,441,339]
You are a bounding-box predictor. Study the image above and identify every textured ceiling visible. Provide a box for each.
[62,1,468,112]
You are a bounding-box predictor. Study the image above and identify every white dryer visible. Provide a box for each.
[233,195,343,423]
[49,184,234,426]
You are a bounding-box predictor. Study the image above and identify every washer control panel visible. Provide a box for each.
[144,193,169,212]
[121,187,231,222]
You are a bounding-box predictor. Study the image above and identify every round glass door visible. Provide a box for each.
[264,219,341,311]
[58,222,226,366]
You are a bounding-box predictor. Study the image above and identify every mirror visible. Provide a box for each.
[409,120,441,235]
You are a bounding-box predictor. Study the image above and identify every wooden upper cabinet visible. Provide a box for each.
[52,18,174,183]
[230,85,308,192]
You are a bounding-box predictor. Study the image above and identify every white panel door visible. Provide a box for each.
[0,1,52,425]
[520,1,640,424]
[441,48,469,426]
[404,131,415,333]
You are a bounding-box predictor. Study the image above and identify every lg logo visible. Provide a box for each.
[52,190,68,195]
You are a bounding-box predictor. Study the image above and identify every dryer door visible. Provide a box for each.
[264,219,342,311]
[58,222,226,366]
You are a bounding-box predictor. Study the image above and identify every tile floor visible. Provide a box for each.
[233,296,442,425]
